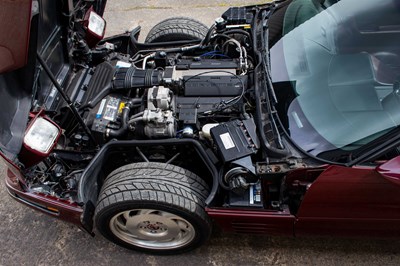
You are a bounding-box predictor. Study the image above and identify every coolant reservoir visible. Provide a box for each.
[201,123,219,140]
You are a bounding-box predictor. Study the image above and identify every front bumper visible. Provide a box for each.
[5,168,83,226]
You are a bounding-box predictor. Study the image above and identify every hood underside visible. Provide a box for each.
[0,0,106,159]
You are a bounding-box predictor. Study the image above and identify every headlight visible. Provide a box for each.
[84,7,106,47]
[20,115,61,167]
[88,11,106,37]
[24,117,60,154]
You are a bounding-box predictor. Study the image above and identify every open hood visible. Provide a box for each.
[0,0,107,159]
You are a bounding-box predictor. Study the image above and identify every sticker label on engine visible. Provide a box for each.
[103,97,120,121]
[96,99,107,119]
[220,133,235,150]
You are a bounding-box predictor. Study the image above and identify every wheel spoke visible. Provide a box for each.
[138,209,158,215]
[113,216,127,229]
[175,219,191,232]
[122,211,132,221]
[120,228,141,239]
[160,211,179,220]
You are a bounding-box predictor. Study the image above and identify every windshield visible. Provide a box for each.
[270,0,400,162]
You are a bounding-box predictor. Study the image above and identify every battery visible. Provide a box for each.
[88,94,127,143]
[228,182,263,208]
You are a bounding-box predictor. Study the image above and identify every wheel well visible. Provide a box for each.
[77,139,218,232]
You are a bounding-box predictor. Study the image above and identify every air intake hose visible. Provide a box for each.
[113,67,162,89]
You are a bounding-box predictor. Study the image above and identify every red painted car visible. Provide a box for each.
[1,0,400,254]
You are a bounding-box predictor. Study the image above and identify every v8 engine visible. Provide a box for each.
[84,57,249,143]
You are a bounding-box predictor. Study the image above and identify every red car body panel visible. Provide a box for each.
[0,0,32,73]
[4,160,83,226]
[206,208,295,236]
[5,175,83,226]
[295,165,400,237]
[6,153,400,237]
[376,156,400,186]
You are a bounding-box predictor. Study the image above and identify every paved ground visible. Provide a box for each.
[1,0,400,265]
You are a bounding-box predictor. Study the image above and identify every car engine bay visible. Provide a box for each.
[19,2,309,214]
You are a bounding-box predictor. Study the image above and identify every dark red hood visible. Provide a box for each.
[0,0,32,73]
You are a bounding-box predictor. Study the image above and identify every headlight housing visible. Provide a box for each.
[20,114,61,167]
[88,11,106,37]
[84,7,106,47]
[24,117,60,154]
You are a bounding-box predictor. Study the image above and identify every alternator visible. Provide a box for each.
[142,86,176,138]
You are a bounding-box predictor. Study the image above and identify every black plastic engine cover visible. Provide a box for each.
[183,75,247,96]
[176,58,239,70]
[211,119,259,162]
[83,62,114,104]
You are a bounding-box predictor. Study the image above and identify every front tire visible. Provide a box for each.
[94,162,211,254]
[145,17,208,43]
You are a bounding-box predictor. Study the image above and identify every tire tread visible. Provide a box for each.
[145,17,208,43]
[94,162,211,254]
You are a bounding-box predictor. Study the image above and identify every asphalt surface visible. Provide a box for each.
[1,1,400,265]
